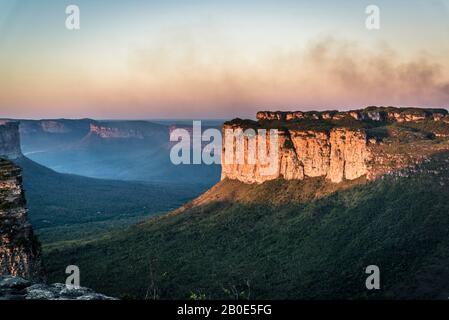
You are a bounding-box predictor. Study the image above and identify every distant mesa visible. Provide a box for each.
[38,120,72,134]
[87,121,170,140]
[0,122,23,160]
[89,123,145,139]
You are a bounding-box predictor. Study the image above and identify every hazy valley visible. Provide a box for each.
[0,119,221,245]
[18,118,222,185]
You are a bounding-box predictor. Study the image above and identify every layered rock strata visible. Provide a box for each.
[0,159,43,280]
[256,107,448,123]
[221,125,371,184]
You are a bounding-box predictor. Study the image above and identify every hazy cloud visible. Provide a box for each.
[126,35,449,116]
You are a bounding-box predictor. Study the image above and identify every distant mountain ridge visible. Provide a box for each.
[0,121,205,244]
[0,118,222,185]
[255,106,448,122]
[0,122,22,160]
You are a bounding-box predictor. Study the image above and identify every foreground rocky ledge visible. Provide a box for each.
[0,276,117,300]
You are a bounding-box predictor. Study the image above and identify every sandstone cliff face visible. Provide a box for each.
[327,129,370,183]
[0,123,22,160]
[222,107,449,184]
[221,126,370,183]
[0,159,42,280]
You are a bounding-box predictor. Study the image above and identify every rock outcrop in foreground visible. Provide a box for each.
[0,276,116,300]
[222,107,449,184]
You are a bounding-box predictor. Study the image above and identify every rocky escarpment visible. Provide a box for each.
[13,119,93,136]
[6,118,165,140]
[88,121,169,140]
[0,122,22,160]
[37,121,71,133]
[0,122,43,281]
[0,159,43,280]
[89,123,145,139]
[256,107,449,123]
[222,107,449,184]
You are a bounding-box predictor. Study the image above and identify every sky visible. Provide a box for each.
[0,0,448,119]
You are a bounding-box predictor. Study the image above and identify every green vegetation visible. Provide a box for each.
[227,117,371,132]
[396,120,449,137]
[16,157,204,244]
[44,152,449,299]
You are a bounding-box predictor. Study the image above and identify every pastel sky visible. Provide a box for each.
[0,0,449,119]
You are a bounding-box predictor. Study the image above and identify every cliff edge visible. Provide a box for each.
[0,159,43,280]
[0,121,42,281]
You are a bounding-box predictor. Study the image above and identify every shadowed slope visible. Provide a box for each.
[44,152,449,299]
